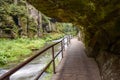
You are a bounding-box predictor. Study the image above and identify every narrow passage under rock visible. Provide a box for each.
[51,38,101,80]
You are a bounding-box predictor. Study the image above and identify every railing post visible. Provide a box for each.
[61,41,63,58]
[52,46,56,74]
[63,38,65,51]
[69,35,71,44]
[67,36,69,46]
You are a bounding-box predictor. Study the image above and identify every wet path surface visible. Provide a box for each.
[51,38,101,80]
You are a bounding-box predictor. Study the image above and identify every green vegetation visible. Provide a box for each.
[42,33,65,41]
[0,0,29,38]
[0,0,77,68]
[0,0,77,38]
[0,32,66,68]
[56,23,78,36]
[0,38,44,67]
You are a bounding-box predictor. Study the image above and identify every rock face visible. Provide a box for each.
[27,0,120,80]
[0,0,59,38]
[0,0,38,38]
[96,52,120,80]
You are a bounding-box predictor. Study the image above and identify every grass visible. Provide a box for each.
[43,57,60,80]
[0,33,65,68]
[0,38,45,68]
[42,32,65,41]
[0,32,68,80]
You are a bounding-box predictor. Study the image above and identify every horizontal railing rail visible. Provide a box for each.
[0,35,71,80]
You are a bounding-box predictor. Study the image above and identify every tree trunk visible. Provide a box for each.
[26,2,29,37]
[37,11,42,37]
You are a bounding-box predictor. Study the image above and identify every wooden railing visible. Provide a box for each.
[0,35,72,80]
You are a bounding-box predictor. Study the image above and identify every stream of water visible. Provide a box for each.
[0,38,68,80]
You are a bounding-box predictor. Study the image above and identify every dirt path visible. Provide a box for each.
[51,38,101,80]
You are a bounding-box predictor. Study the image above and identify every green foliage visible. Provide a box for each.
[56,23,78,36]
[44,57,60,80]
[0,0,29,38]
[0,32,65,68]
[43,33,65,41]
[0,0,13,5]
[28,17,37,32]
[0,0,77,68]
[8,4,27,17]
[0,0,27,16]
[41,73,52,80]
[0,38,46,67]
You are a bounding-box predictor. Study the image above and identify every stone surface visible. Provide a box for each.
[96,52,120,80]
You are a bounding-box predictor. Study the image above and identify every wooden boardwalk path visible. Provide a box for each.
[51,38,101,80]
